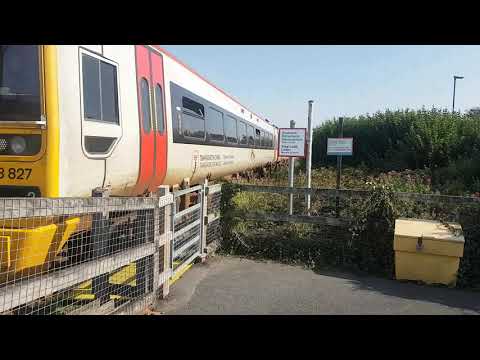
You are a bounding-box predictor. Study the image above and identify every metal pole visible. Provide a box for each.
[288,120,296,215]
[305,101,314,213]
[452,77,456,113]
[335,117,344,216]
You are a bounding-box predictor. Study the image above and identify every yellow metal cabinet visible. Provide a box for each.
[394,218,465,286]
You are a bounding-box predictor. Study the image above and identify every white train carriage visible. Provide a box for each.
[0,45,278,198]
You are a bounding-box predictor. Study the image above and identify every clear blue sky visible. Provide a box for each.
[162,45,480,129]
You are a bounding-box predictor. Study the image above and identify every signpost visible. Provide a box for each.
[278,124,306,215]
[326,118,353,216]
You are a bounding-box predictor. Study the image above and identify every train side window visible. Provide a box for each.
[182,96,205,139]
[268,132,273,148]
[182,96,204,117]
[255,128,261,147]
[260,130,266,147]
[238,121,247,145]
[225,115,238,144]
[140,78,151,133]
[207,107,225,142]
[81,53,119,124]
[247,125,255,147]
[154,84,164,133]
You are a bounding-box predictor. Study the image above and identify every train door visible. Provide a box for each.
[134,46,167,194]
[149,49,167,192]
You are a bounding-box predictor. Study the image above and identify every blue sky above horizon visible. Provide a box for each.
[162,45,480,129]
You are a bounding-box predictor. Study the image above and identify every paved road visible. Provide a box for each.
[155,255,480,315]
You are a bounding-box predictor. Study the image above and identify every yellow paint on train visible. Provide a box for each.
[44,45,60,197]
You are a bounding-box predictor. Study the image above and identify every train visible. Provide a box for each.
[0,45,278,198]
[0,45,279,300]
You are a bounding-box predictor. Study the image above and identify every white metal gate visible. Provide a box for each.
[171,185,204,276]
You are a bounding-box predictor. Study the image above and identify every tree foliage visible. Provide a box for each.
[311,108,480,194]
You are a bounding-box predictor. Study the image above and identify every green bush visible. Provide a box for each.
[312,108,480,194]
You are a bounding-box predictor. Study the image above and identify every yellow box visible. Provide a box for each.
[394,218,465,286]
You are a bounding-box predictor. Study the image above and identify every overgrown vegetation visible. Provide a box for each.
[220,178,480,290]
[311,108,480,195]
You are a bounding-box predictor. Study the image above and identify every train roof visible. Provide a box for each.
[151,45,274,128]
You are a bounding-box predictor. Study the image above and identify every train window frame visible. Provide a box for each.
[182,96,205,118]
[80,52,120,125]
[206,106,225,143]
[78,47,122,159]
[247,125,255,147]
[254,128,261,147]
[225,115,238,144]
[260,130,266,148]
[170,82,277,150]
[238,120,248,146]
[267,132,273,148]
[0,45,45,124]
[140,77,152,133]
[181,96,206,140]
[154,84,165,134]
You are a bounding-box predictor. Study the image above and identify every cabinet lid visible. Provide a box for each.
[394,218,464,243]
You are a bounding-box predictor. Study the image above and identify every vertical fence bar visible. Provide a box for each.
[162,188,172,299]
[200,179,209,260]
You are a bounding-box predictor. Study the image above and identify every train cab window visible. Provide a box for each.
[154,84,164,133]
[207,107,225,142]
[140,78,151,133]
[225,115,238,144]
[182,96,205,139]
[238,121,247,145]
[0,45,41,121]
[81,53,119,124]
[247,125,255,146]
[254,128,261,147]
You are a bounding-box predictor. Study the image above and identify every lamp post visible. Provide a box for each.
[452,75,464,113]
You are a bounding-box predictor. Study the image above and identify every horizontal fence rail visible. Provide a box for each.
[0,195,175,219]
[231,210,349,226]
[235,184,480,205]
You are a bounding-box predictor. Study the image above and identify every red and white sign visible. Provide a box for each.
[278,128,306,158]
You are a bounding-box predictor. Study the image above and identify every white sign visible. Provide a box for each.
[278,128,306,157]
[327,138,353,156]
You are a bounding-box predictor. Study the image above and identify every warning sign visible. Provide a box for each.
[278,128,306,157]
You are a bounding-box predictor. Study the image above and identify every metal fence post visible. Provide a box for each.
[335,117,344,217]
[306,100,314,213]
[158,185,171,299]
[200,178,209,261]
[288,120,296,215]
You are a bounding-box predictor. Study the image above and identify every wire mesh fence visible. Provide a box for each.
[0,191,175,315]
[221,182,480,288]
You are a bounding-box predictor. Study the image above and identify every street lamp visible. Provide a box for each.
[452,75,464,113]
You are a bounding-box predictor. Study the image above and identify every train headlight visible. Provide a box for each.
[10,136,27,155]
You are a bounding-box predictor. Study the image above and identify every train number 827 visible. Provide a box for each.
[0,168,32,180]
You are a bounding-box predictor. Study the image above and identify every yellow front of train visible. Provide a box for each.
[0,46,140,303]
[0,45,58,198]
[0,45,66,282]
